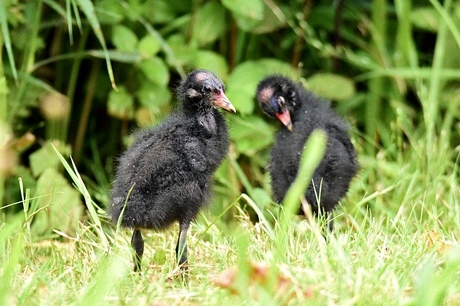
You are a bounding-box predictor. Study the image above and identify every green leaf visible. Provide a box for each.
[138,81,171,109]
[222,0,264,20]
[138,34,161,57]
[138,57,169,85]
[232,3,287,34]
[191,2,227,46]
[226,59,296,114]
[166,34,198,68]
[193,51,229,80]
[226,62,260,114]
[122,0,143,21]
[141,0,177,24]
[95,0,124,25]
[107,86,134,119]
[111,25,138,52]
[29,143,70,177]
[306,73,356,101]
[228,115,275,155]
[410,7,439,32]
[138,18,186,78]
[31,168,84,236]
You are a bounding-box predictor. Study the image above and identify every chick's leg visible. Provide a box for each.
[131,229,144,272]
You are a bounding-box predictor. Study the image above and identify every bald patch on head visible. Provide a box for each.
[193,71,213,82]
[258,87,274,103]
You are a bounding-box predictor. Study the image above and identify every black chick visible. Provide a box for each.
[110,70,236,272]
[256,75,358,230]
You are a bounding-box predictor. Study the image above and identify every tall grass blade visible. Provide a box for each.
[275,129,326,260]
[425,0,450,159]
[18,177,33,243]
[75,0,116,89]
[0,217,23,305]
[51,144,110,249]
[65,0,74,44]
[71,0,83,31]
[281,129,327,216]
[240,193,274,238]
[365,0,388,153]
[0,0,18,81]
[395,0,418,68]
[429,0,460,49]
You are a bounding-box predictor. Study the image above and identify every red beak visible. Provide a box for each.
[213,90,236,113]
[275,110,293,131]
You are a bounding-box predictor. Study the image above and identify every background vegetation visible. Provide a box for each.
[0,0,459,305]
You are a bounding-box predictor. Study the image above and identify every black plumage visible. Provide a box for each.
[256,75,358,230]
[110,70,236,271]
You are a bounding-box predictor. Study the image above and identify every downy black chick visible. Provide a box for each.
[256,75,358,230]
[110,70,236,271]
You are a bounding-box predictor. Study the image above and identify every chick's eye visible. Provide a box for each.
[278,96,286,107]
[203,85,212,93]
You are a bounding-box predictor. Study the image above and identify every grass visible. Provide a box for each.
[1,1,459,304]
[1,198,459,305]
[1,125,459,306]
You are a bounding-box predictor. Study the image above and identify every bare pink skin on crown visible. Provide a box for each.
[257,87,274,104]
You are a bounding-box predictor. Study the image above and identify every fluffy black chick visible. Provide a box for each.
[110,70,236,272]
[256,75,358,230]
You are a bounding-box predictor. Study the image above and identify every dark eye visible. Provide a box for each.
[203,85,212,93]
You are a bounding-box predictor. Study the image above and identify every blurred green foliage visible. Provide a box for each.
[0,0,459,236]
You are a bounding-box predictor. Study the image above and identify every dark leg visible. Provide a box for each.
[131,229,144,272]
[176,221,190,270]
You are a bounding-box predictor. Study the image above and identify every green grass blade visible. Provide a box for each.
[240,193,274,238]
[43,0,67,17]
[356,68,460,81]
[18,177,32,242]
[281,129,327,215]
[274,130,326,262]
[425,0,450,155]
[76,0,116,89]
[395,0,419,68]
[0,0,18,81]
[430,0,460,49]
[51,143,110,249]
[0,217,23,305]
[65,0,74,44]
[228,155,255,198]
